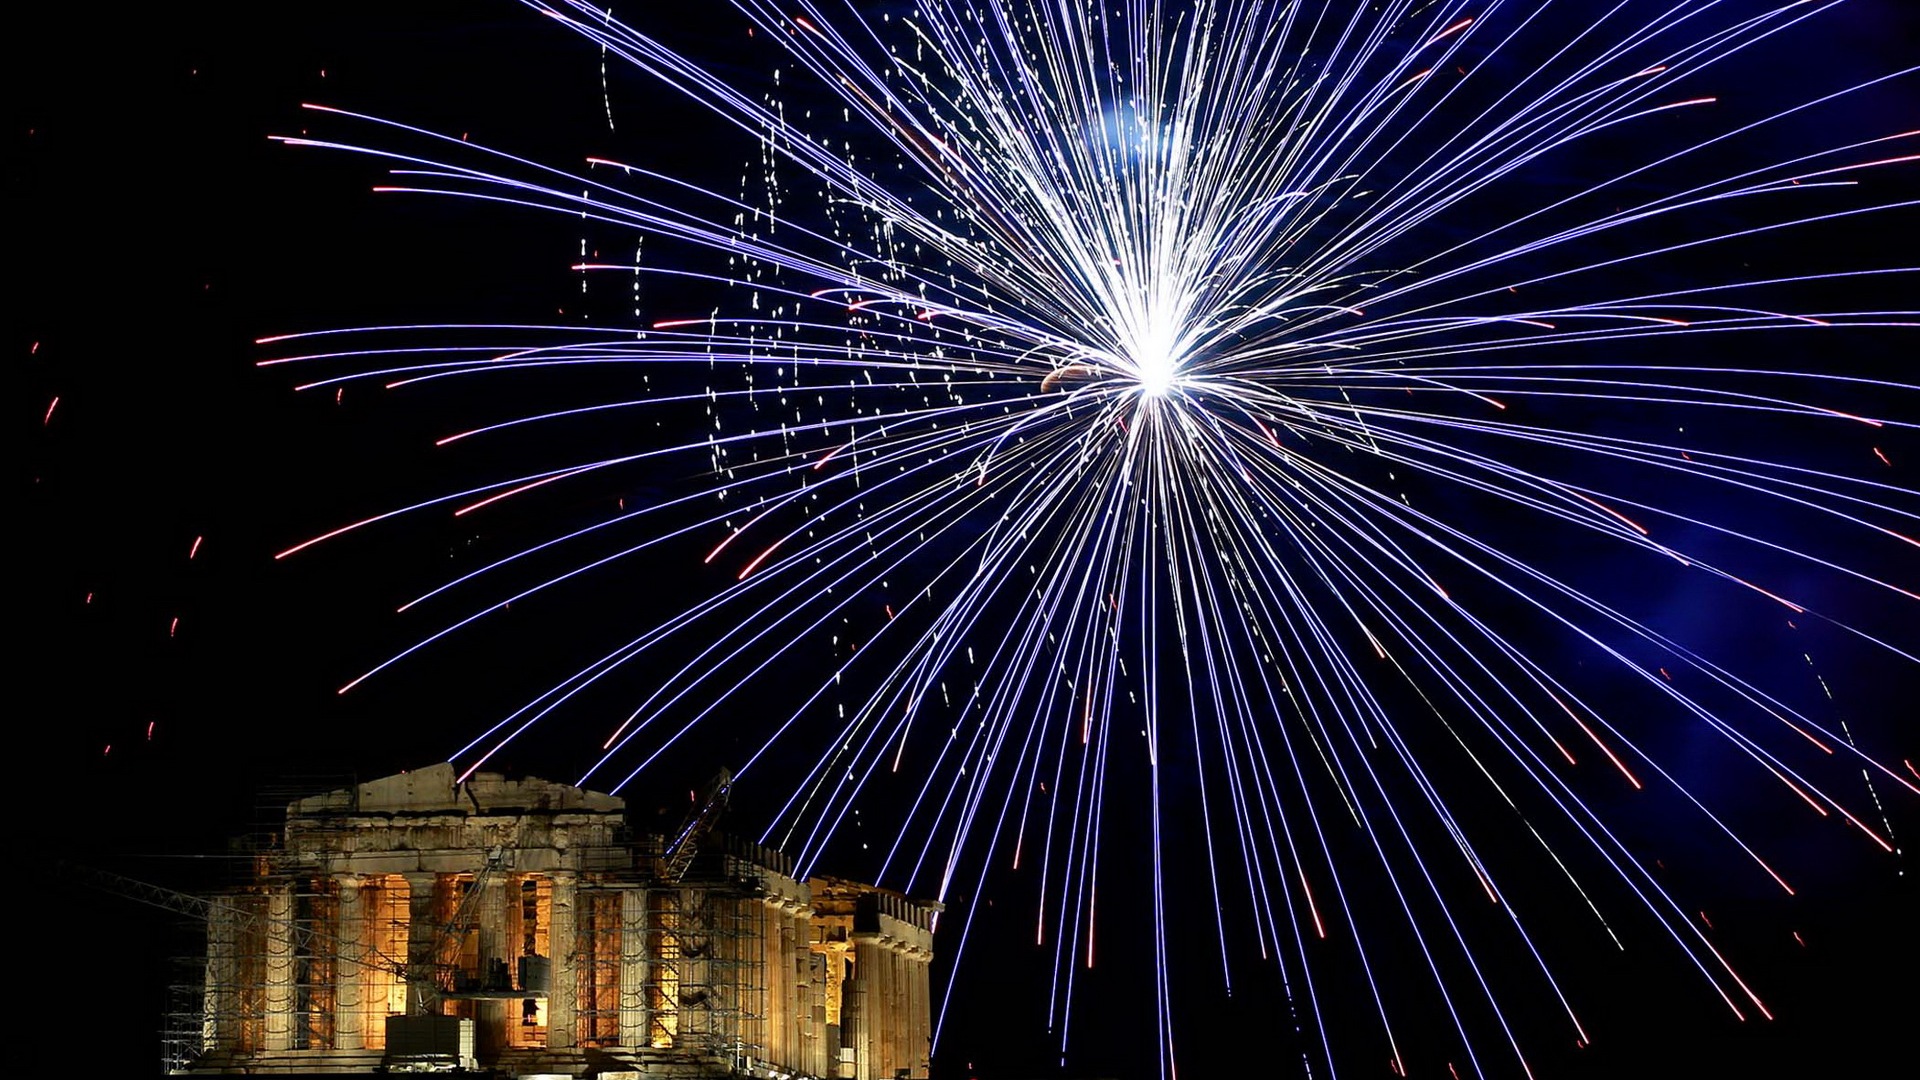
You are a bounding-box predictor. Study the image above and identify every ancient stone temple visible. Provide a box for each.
[179,764,937,1078]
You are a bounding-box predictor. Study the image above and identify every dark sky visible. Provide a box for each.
[20,2,1917,1077]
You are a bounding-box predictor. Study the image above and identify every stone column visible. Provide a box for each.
[506,874,527,976]
[797,911,818,1077]
[881,938,901,1080]
[547,871,578,1049]
[850,933,883,1080]
[674,886,704,1051]
[202,897,239,1053]
[777,906,797,1071]
[747,896,764,1064]
[402,872,440,1016]
[900,942,914,1077]
[908,948,929,1078]
[781,904,801,1070]
[333,874,366,1051]
[619,888,650,1048]
[755,899,776,1067]
[474,872,509,1056]
[896,942,913,1078]
[816,948,836,1079]
[710,893,731,1057]
[871,938,889,1080]
[263,885,297,1051]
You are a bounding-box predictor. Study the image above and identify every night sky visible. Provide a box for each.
[20,2,1917,1077]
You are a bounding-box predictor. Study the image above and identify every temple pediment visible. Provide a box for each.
[288,762,626,817]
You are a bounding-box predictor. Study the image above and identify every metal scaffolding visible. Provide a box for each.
[147,779,793,1075]
[568,854,773,1066]
[87,765,935,1078]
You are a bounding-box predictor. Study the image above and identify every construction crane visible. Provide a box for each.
[67,852,508,998]
[62,859,408,972]
[661,767,731,884]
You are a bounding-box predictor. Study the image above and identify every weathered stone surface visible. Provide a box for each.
[186,767,936,1078]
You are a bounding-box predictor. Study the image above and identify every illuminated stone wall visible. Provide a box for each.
[184,765,937,1078]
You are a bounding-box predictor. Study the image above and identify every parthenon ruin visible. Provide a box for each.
[179,764,937,1078]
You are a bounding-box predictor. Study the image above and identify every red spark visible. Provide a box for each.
[739,536,786,580]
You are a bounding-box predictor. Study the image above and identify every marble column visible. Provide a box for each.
[333,874,365,1051]
[474,872,509,1055]
[263,886,296,1051]
[892,939,908,1079]
[778,906,800,1072]
[506,874,527,977]
[756,899,777,1067]
[674,886,705,1051]
[850,933,883,1080]
[402,873,440,1016]
[882,939,901,1080]
[202,897,239,1053]
[909,948,930,1078]
[712,894,733,1055]
[871,938,889,1080]
[897,947,913,1079]
[783,904,803,1070]
[798,911,819,1077]
[619,888,650,1048]
[817,947,837,1079]
[547,871,578,1049]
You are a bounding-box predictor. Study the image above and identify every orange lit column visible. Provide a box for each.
[756,898,779,1067]
[803,922,827,1078]
[264,885,296,1051]
[784,902,806,1071]
[402,872,440,1016]
[474,873,509,1056]
[770,905,786,1068]
[505,874,526,996]
[618,887,650,1048]
[333,874,365,1051]
[547,871,578,1049]
[782,904,804,1073]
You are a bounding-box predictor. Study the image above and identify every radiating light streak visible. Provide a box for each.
[261,1,1917,1075]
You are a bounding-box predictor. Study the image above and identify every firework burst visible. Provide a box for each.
[264,1,1916,1075]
